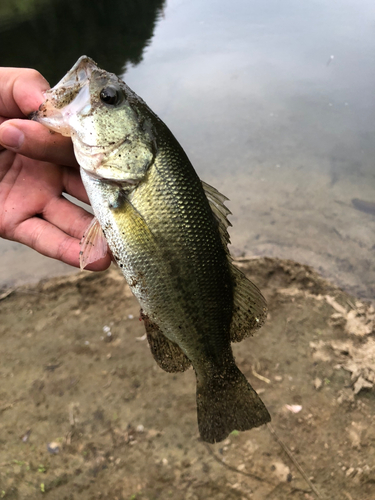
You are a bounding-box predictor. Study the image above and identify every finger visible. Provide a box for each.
[0,117,8,151]
[0,67,49,118]
[43,195,93,239]
[13,216,111,271]
[62,166,90,204]
[0,119,78,168]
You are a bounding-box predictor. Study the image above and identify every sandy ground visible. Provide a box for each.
[0,257,374,500]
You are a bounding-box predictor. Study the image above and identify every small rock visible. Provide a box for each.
[285,404,302,413]
[314,378,322,390]
[353,376,373,394]
[47,441,60,454]
[21,429,32,443]
[147,429,162,439]
[270,461,291,482]
[345,467,355,477]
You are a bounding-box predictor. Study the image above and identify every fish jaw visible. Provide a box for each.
[32,55,155,184]
[32,56,97,137]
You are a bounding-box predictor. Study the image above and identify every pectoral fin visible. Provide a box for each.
[140,311,191,373]
[79,217,108,270]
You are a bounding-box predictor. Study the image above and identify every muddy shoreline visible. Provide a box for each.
[0,257,374,499]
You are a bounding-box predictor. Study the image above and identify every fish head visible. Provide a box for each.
[33,56,155,185]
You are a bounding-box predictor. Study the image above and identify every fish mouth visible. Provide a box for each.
[31,56,99,136]
[53,55,98,90]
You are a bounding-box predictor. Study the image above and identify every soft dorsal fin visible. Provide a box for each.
[201,180,232,247]
[79,217,108,270]
[202,180,267,341]
[229,262,267,342]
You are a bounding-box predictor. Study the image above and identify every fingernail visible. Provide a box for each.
[0,125,25,149]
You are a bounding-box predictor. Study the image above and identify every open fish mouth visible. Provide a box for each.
[31,56,98,137]
[52,56,98,91]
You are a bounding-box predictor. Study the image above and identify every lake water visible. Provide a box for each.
[1,0,374,301]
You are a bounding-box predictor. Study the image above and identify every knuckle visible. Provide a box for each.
[29,221,45,249]
[55,234,76,263]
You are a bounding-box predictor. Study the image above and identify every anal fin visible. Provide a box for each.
[140,311,191,373]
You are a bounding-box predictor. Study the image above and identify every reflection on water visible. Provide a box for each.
[0,0,165,81]
[0,0,374,300]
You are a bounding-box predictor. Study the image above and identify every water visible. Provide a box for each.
[1,0,374,300]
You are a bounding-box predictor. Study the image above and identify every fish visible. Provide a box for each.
[33,56,270,443]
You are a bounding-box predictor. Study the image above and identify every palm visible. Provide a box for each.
[0,148,91,267]
[0,66,111,271]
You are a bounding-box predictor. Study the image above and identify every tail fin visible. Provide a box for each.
[196,365,270,443]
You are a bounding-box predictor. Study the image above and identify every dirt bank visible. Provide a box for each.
[0,257,374,500]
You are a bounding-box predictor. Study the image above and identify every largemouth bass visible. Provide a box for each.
[33,56,270,443]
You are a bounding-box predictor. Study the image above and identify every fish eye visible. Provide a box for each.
[99,86,122,106]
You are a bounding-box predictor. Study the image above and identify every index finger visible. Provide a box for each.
[0,67,50,118]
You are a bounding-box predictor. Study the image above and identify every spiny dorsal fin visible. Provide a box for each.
[229,262,267,342]
[79,217,108,270]
[201,180,232,247]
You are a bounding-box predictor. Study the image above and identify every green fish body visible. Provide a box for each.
[34,56,270,443]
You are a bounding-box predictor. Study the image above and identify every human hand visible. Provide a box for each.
[0,67,111,270]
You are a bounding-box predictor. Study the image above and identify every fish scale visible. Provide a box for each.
[34,55,270,443]
[82,139,233,365]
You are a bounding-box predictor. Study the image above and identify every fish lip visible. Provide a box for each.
[37,55,98,110]
[53,55,98,89]
[31,58,97,135]
[31,54,97,109]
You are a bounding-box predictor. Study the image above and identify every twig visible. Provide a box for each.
[233,256,255,262]
[345,299,356,310]
[0,288,14,301]
[267,424,324,499]
[202,441,310,495]
[0,399,20,413]
[252,366,271,384]
[202,441,273,484]
[0,403,14,413]
[0,287,49,301]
